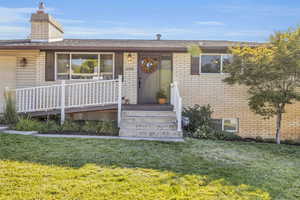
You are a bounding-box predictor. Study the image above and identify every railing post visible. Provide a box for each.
[170,83,174,106]
[117,75,122,127]
[173,82,178,112]
[60,80,65,125]
[177,97,182,132]
[4,87,9,112]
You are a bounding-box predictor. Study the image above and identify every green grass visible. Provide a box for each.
[0,134,299,200]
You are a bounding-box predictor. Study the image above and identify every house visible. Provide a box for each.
[0,3,299,141]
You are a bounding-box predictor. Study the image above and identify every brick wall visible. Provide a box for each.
[123,53,138,104]
[30,13,63,42]
[173,53,300,141]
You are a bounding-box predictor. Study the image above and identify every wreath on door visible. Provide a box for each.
[141,57,158,73]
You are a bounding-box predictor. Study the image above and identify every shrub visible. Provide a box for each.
[193,126,242,141]
[42,120,60,133]
[217,131,243,141]
[182,104,213,133]
[14,117,60,133]
[60,120,81,132]
[3,90,18,124]
[0,116,6,124]
[82,120,118,135]
[14,117,44,132]
[13,118,118,135]
[183,104,242,141]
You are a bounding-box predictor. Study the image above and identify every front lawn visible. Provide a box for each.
[0,134,299,199]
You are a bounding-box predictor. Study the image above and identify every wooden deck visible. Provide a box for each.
[25,104,118,117]
[23,104,173,117]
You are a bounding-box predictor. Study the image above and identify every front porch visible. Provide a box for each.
[9,77,183,138]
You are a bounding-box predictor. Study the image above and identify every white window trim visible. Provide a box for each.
[199,53,232,74]
[222,118,239,133]
[54,52,115,81]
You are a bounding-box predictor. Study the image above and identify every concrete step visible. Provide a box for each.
[122,116,176,123]
[122,110,175,118]
[119,110,182,138]
[119,128,182,138]
[120,122,177,130]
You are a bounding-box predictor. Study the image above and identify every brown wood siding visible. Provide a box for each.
[114,52,123,79]
[45,51,55,81]
[191,56,200,75]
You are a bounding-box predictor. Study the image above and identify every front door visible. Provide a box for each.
[138,53,172,104]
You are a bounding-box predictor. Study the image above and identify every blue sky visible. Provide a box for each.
[0,0,299,42]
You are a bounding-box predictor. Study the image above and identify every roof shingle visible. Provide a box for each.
[0,39,263,51]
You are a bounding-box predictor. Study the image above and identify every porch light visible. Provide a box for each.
[20,58,27,67]
[127,53,133,64]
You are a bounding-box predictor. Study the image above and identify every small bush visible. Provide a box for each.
[192,127,242,141]
[3,90,18,124]
[14,118,43,131]
[14,117,60,133]
[13,118,118,135]
[255,136,264,142]
[60,120,81,132]
[82,120,118,135]
[0,116,6,124]
[42,120,60,133]
[183,104,213,133]
[183,104,242,141]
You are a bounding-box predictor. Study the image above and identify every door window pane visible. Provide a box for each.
[201,55,221,73]
[57,54,70,80]
[71,54,98,79]
[100,54,113,80]
[160,55,172,103]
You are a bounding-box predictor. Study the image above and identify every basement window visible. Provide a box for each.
[222,118,239,133]
[55,52,114,80]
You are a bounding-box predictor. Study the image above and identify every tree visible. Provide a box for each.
[187,45,202,57]
[223,27,300,144]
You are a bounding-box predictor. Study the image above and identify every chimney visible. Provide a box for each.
[30,1,64,42]
[156,34,162,40]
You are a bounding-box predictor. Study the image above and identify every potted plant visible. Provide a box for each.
[156,89,167,104]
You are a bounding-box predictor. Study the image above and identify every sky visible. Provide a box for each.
[0,0,299,42]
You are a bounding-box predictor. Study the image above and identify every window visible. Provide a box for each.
[71,54,98,79]
[201,55,221,73]
[222,118,239,133]
[55,53,114,80]
[100,54,113,80]
[57,54,70,80]
[222,54,234,71]
[199,54,233,74]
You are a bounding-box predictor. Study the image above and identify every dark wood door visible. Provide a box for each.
[138,54,160,104]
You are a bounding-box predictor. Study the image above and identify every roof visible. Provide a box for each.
[0,39,263,52]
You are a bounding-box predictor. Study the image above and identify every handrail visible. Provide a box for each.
[12,77,123,125]
[170,81,182,132]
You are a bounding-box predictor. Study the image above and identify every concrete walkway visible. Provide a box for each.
[1,130,184,142]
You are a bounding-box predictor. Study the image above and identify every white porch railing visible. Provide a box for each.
[170,81,182,132]
[13,76,123,126]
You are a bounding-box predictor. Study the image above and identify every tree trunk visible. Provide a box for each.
[275,112,282,144]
